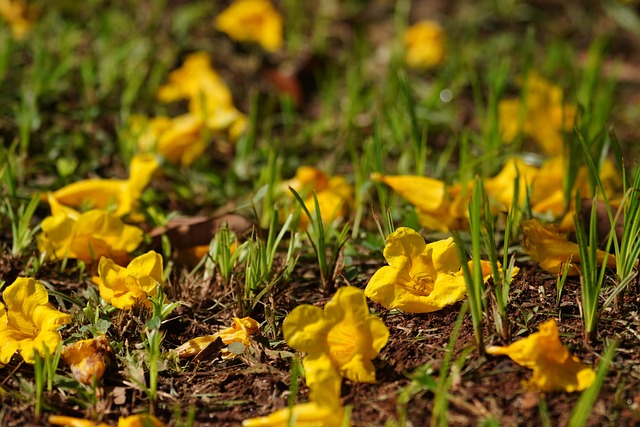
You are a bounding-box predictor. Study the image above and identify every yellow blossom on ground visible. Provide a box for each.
[49,154,159,217]
[215,0,283,52]
[62,335,113,385]
[95,250,164,310]
[365,227,512,313]
[0,278,71,366]
[284,166,354,229]
[283,286,389,384]
[156,52,247,140]
[0,0,36,39]
[404,20,446,69]
[371,173,467,231]
[48,414,165,427]
[175,317,260,358]
[487,319,595,392]
[38,208,143,265]
[499,71,576,155]
[521,219,616,275]
[134,114,205,166]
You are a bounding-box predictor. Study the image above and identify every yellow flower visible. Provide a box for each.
[283,286,389,384]
[215,0,283,52]
[521,219,616,275]
[175,317,260,358]
[48,414,165,427]
[38,208,143,265]
[284,166,353,229]
[49,154,159,217]
[487,319,595,392]
[156,52,246,139]
[95,251,164,310]
[0,278,71,365]
[365,228,464,313]
[371,173,467,232]
[404,20,446,69]
[62,335,112,385]
[134,114,205,166]
[499,72,576,155]
[0,0,36,39]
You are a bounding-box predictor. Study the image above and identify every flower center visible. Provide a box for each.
[396,270,434,296]
[326,321,361,368]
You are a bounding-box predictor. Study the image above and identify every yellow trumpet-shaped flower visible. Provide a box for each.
[38,208,143,265]
[49,154,159,218]
[366,228,464,312]
[175,317,260,358]
[48,414,166,427]
[487,319,595,392]
[283,286,389,384]
[0,277,71,366]
[215,0,283,52]
[62,335,112,385]
[404,20,446,69]
[365,228,517,313]
[95,251,164,310]
[499,71,576,156]
[521,219,616,275]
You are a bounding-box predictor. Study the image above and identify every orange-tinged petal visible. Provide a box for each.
[48,415,109,427]
[487,319,595,392]
[175,317,260,358]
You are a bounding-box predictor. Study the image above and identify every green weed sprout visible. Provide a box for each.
[4,194,40,258]
[568,340,617,427]
[238,207,296,315]
[33,342,63,419]
[289,188,350,291]
[454,177,486,354]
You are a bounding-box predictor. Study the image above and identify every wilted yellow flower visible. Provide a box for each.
[521,219,617,275]
[215,0,283,52]
[95,251,164,310]
[49,154,159,217]
[487,319,595,392]
[283,286,389,384]
[48,414,165,427]
[499,72,576,155]
[38,208,143,265]
[0,0,36,39]
[175,317,260,358]
[0,278,71,365]
[62,335,112,385]
[365,227,509,313]
[404,20,446,69]
[284,166,353,229]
